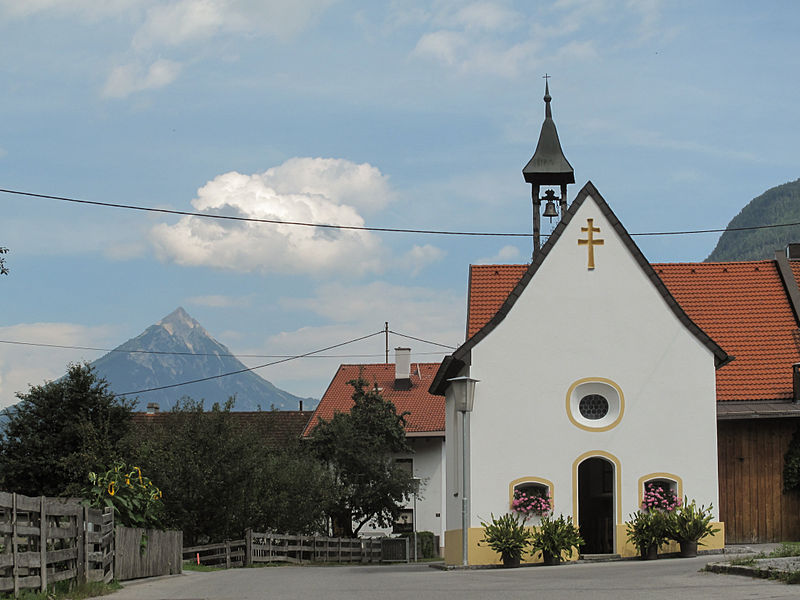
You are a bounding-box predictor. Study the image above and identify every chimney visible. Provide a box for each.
[299,399,304,412]
[794,364,800,404]
[394,347,412,390]
[146,402,160,415]
[787,244,800,260]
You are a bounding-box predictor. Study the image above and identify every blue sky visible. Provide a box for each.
[1,0,798,408]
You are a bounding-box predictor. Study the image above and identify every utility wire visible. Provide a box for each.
[117,330,385,397]
[0,188,528,238]
[389,330,457,350]
[6,186,800,238]
[0,338,447,359]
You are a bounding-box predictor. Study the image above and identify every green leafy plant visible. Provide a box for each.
[480,513,533,562]
[625,509,669,554]
[530,514,584,561]
[667,497,719,544]
[85,462,164,530]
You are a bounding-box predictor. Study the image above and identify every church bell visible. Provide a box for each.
[523,78,574,256]
[542,190,559,220]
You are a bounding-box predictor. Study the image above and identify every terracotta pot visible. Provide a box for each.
[679,540,698,558]
[501,552,521,568]
[542,551,561,565]
[640,544,658,560]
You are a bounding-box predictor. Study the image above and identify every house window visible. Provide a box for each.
[396,458,413,476]
[511,481,552,517]
[579,394,609,419]
[566,378,624,431]
[639,475,682,511]
[393,509,413,533]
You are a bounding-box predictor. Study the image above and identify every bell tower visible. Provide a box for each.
[523,77,575,257]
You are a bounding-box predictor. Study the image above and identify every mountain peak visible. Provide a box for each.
[157,307,204,338]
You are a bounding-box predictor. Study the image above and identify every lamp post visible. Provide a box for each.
[448,375,478,567]
[412,477,420,562]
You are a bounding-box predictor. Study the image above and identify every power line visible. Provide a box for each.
[6,185,800,238]
[389,330,457,350]
[117,330,385,397]
[0,338,448,359]
[0,187,528,238]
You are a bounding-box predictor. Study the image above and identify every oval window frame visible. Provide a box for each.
[566,377,624,432]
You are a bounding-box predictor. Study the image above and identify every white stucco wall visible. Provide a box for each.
[360,437,445,542]
[447,194,720,539]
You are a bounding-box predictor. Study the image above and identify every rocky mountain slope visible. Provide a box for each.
[90,307,314,411]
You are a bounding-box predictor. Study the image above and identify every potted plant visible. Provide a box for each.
[480,512,533,567]
[531,514,584,565]
[667,497,720,557]
[625,510,668,559]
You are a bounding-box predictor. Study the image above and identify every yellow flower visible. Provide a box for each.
[134,466,143,484]
[108,481,116,496]
[125,477,131,486]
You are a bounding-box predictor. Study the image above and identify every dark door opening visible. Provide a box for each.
[578,457,615,554]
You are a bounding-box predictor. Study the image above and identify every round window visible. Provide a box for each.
[566,378,624,431]
[579,394,609,419]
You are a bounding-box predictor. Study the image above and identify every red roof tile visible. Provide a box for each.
[466,260,800,403]
[132,410,314,447]
[467,265,528,338]
[303,363,444,437]
[655,261,799,402]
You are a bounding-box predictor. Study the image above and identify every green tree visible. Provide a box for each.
[0,363,133,496]
[310,377,415,537]
[125,397,332,544]
[0,246,8,275]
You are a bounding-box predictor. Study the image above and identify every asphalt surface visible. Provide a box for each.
[91,554,799,600]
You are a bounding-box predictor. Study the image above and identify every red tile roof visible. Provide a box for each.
[655,261,799,402]
[303,363,444,437]
[468,265,528,338]
[132,410,313,447]
[466,260,800,403]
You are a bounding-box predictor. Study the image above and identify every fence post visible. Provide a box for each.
[76,506,86,584]
[39,496,47,593]
[12,493,19,599]
[225,540,231,569]
[245,529,253,567]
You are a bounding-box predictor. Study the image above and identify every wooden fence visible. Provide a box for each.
[183,531,400,568]
[115,527,182,581]
[0,492,114,597]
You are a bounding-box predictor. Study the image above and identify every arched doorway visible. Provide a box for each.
[578,457,615,554]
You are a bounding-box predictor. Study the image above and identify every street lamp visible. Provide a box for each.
[448,375,478,566]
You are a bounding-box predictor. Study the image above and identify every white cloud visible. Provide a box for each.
[150,158,390,276]
[475,244,522,264]
[401,244,446,276]
[452,2,520,32]
[187,294,252,308]
[244,281,465,397]
[0,323,116,408]
[133,0,337,48]
[261,157,394,212]
[0,0,143,19]
[102,59,181,98]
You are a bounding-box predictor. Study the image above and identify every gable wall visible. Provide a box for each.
[459,196,720,546]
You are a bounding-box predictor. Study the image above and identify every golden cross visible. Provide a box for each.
[578,218,604,269]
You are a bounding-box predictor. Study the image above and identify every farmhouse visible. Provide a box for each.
[304,349,446,550]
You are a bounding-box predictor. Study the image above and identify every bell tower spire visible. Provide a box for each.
[523,76,575,257]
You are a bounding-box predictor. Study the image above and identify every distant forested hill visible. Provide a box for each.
[706,178,800,262]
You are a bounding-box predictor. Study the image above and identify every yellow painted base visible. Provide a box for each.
[445,522,724,565]
[444,528,580,566]
[617,522,725,558]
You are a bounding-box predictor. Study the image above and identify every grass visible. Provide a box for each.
[768,543,800,558]
[0,580,121,600]
[182,561,223,572]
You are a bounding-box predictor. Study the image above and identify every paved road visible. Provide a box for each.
[94,557,798,600]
